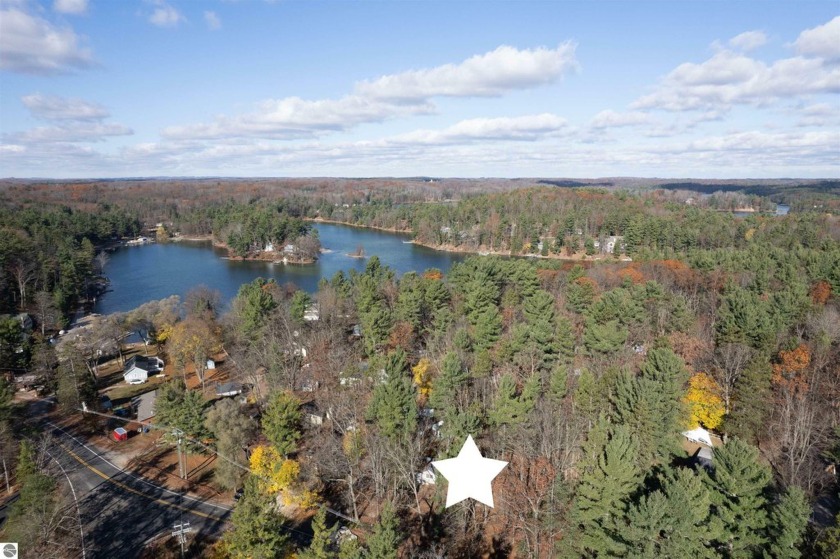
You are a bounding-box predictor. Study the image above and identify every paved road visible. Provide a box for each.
[43,422,232,558]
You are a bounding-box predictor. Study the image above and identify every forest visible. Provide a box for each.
[0,180,838,558]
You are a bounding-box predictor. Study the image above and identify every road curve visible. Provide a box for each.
[44,422,231,559]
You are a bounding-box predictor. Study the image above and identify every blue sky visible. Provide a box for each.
[0,0,838,178]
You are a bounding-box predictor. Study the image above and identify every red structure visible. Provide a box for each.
[112,427,128,441]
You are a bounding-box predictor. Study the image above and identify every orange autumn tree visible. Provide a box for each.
[810,280,832,305]
[772,343,811,396]
[684,372,725,429]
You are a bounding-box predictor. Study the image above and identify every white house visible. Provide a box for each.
[416,464,437,485]
[264,241,275,252]
[123,356,164,385]
[303,305,320,322]
[604,235,624,254]
[682,426,714,447]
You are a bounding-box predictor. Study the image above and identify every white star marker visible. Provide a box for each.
[432,435,508,508]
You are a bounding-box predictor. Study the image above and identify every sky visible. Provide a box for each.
[0,0,838,179]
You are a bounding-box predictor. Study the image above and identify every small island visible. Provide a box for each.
[346,244,366,259]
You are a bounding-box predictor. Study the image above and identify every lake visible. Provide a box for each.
[93,223,466,315]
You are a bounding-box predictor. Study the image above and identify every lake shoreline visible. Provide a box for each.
[305,218,624,262]
[170,234,316,264]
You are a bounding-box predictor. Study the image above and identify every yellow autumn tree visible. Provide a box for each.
[249,445,299,494]
[249,445,318,508]
[412,358,433,400]
[684,372,725,429]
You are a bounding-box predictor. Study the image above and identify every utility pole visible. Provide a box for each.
[174,428,186,480]
[171,521,192,558]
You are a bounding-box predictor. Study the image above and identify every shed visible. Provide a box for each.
[112,427,128,441]
[206,359,216,370]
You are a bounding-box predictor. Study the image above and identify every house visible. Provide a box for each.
[416,464,437,485]
[133,390,158,422]
[206,358,216,370]
[264,241,275,252]
[303,305,320,322]
[215,382,243,397]
[682,426,714,447]
[284,244,296,254]
[123,355,164,385]
[604,235,624,254]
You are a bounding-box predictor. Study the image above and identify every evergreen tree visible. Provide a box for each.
[429,352,468,412]
[367,350,417,439]
[584,318,628,355]
[360,302,392,355]
[299,508,336,559]
[290,290,311,324]
[262,391,302,456]
[366,504,401,559]
[396,272,424,330]
[705,437,772,557]
[612,349,689,466]
[567,420,642,557]
[470,306,502,350]
[725,358,772,442]
[489,373,538,427]
[234,278,278,338]
[224,476,290,559]
[154,380,208,443]
[766,486,810,559]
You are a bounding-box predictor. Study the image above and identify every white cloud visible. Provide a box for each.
[22,93,109,121]
[0,5,93,74]
[162,95,433,140]
[5,123,133,143]
[163,44,578,141]
[149,2,184,27]
[53,0,88,15]
[590,109,652,129]
[794,16,840,61]
[633,50,840,111]
[355,43,578,101]
[204,10,221,30]
[728,30,767,52]
[389,114,568,145]
[795,102,840,127]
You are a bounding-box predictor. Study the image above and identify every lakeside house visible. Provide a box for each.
[123,355,164,385]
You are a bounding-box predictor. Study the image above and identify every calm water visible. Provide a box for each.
[93,223,465,314]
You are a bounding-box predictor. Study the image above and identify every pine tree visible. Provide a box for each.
[366,504,401,559]
[705,437,772,557]
[655,467,721,558]
[299,508,336,559]
[262,391,302,457]
[584,318,627,354]
[290,290,311,324]
[766,486,810,559]
[360,302,392,355]
[612,349,689,466]
[224,476,290,559]
[396,272,424,330]
[429,352,468,412]
[471,306,502,349]
[367,350,417,439]
[489,373,537,427]
[567,420,642,557]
